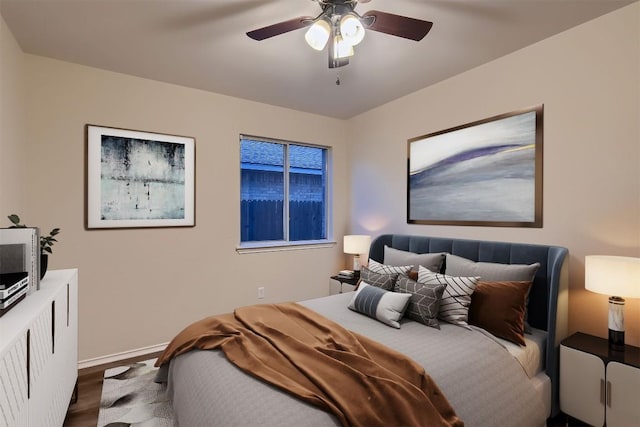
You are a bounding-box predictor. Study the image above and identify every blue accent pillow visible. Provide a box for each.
[347,282,412,329]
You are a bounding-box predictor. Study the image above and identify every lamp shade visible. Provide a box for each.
[305,19,331,51]
[332,34,354,59]
[343,235,371,255]
[585,255,640,298]
[340,14,365,46]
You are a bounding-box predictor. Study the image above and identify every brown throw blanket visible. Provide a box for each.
[156,302,463,427]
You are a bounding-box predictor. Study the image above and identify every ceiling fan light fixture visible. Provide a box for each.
[247,1,434,70]
[340,14,365,46]
[305,19,331,51]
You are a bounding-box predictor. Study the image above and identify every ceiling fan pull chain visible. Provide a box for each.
[336,73,341,85]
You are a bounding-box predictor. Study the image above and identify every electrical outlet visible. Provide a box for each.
[258,287,265,299]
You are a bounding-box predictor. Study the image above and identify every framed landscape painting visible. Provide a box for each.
[86,125,195,229]
[407,105,543,227]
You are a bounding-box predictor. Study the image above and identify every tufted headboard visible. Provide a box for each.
[369,234,569,416]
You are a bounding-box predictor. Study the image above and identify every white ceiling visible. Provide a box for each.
[1,0,634,119]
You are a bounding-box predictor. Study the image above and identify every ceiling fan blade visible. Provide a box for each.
[247,16,313,41]
[362,10,433,41]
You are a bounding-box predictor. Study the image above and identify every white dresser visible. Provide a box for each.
[0,269,78,427]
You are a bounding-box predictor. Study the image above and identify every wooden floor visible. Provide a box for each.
[63,351,575,427]
[63,351,162,427]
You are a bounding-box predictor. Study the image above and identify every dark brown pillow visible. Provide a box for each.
[468,281,532,346]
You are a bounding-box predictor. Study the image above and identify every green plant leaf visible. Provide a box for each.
[7,214,60,255]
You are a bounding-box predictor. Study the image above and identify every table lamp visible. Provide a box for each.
[343,235,371,272]
[585,255,640,351]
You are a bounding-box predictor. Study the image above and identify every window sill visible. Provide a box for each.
[236,240,337,254]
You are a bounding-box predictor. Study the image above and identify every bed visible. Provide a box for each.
[157,234,568,427]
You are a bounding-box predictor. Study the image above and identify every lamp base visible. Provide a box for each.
[608,296,625,351]
[352,255,362,272]
[609,329,625,351]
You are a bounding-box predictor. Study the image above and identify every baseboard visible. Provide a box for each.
[78,342,169,369]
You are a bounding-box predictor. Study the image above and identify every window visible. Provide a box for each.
[240,135,330,246]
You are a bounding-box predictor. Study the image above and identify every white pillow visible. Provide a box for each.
[417,266,479,328]
[348,282,412,329]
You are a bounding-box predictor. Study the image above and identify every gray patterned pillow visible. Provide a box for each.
[358,266,399,291]
[394,275,446,329]
[418,266,479,328]
[348,282,412,328]
[367,259,412,275]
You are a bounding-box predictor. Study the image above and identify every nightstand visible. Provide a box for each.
[560,332,640,427]
[330,274,359,293]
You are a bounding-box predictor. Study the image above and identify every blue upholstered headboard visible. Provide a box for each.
[369,234,569,416]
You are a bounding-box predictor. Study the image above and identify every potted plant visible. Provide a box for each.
[7,214,61,279]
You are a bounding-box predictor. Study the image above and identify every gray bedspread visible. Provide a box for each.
[166,292,547,427]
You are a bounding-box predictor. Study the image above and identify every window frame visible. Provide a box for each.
[237,134,334,253]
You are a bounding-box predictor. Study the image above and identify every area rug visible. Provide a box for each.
[97,358,174,427]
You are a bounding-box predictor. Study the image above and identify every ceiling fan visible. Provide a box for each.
[246,0,433,69]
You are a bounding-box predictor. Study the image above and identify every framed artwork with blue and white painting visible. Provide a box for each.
[86,125,195,229]
[407,105,543,227]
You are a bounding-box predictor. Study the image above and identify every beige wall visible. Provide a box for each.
[14,55,350,361]
[348,3,640,346]
[0,14,27,213]
[2,3,639,360]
